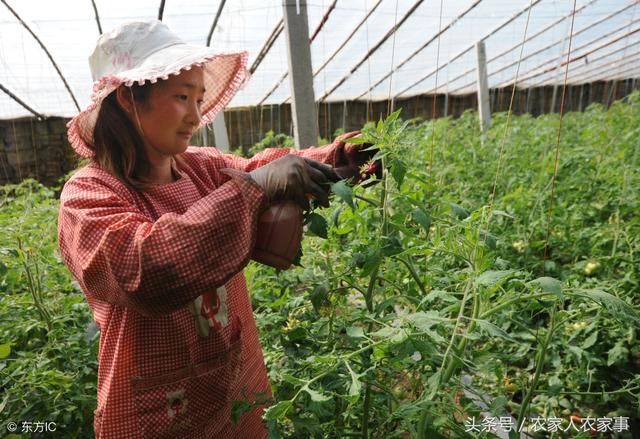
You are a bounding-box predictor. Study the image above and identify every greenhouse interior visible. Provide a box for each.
[0,0,638,437]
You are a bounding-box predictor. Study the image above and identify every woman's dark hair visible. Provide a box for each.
[92,83,154,190]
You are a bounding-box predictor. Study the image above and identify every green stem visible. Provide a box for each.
[354,194,380,207]
[341,280,368,297]
[395,256,427,296]
[517,305,557,430]
[536,384,640,396]
[335,396,345,437]
[360,310,377,439]
[418,276,481,439]
[437,280,473,385]
[442,282,481,384]
[19,245,52,330]
[33,255,52,325]
[480,292,556,319]
[364,266,379,314]
[362,163,389,439]
[288,337,393,403]
[361,384,371,439]
[610,209,620,258]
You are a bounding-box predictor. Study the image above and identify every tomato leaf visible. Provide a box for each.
[390,159,407,187]
[528,276,563,299]
[474,319,517,343]
[607,340,628,366]
[450,203,470,220]
[576,288,640,325]
[344,135,367,144]
[476,270,514,288]
[264,400,293,420]
[310,284,329,312]
[331,180,354,209]
[411,208,431,232]
[344,361,362,401]
[306,212,328,239]
[582,331,598,349]
[303,385,332,402]
[346,326,365,338]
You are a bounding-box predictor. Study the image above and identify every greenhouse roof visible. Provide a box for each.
[0,0,638,120]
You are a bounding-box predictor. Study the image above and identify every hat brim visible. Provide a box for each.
[67,45,248,158]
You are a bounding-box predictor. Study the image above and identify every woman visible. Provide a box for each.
[58,20,375,438]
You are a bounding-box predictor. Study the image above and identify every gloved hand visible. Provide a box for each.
[249,155,340,210]
[331,131,382,184]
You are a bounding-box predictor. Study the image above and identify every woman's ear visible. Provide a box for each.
[115,86,134,114]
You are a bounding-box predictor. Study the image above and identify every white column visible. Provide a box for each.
[475,40,491,133]
[212,112,230,151]
[282,0,318,149]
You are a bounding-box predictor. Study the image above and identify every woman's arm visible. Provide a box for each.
[215,142,338,171]
[214,131,373,178]
[57,170,265,317]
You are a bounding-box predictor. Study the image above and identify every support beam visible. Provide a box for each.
[536,51,640,87]
[318,0,425,102]
[90,0,103,34]
[510,26,640,88]
[476,41,491,132]
[249,20,284,75]
[0,82,44,120]
[1,0,80,111]
[354,0,483,100]
[395,0,543,98]
[158,0,166,20]
[442,0,599,95]
[212,112,230,151]
[257,0,340,107]
[206,0,227,46]
[282,0,317,149]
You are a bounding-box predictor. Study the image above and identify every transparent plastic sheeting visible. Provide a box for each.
[0,0,637,120]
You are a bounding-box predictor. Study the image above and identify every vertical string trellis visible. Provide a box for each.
[542,0,579,271]
[364,0,374,121]
[358,7,401,438]
[422,0,536,432]
[485,0,536,228]
[514,0,579,429]
[321,0,328,139]
[397,0,543,99]
[386,0,400,115]
[438,0,537,388]
[427,0,444,187]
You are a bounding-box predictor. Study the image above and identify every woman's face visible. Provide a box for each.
[134,67,205,157]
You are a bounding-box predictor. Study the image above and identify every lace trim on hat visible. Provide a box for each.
[67,51,249,158]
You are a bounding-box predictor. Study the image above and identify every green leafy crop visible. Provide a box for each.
[249,93,640,438]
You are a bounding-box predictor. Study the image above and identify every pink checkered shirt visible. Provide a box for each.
[58,143,340,438]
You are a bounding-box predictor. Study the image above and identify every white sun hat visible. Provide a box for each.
[67,20,248,157]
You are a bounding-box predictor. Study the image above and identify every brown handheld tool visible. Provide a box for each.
[251,201,304,270]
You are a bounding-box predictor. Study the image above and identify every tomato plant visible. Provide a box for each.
[1,92,638,438]
[0,180,98,438]
[249,93,640,437]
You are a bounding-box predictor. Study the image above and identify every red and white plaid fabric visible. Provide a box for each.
[58,143,340,438]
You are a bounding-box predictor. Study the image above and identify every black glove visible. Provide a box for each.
[249,155,340,210]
